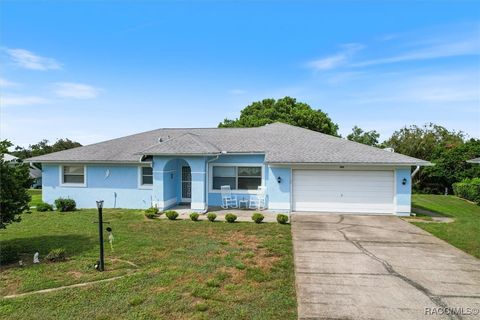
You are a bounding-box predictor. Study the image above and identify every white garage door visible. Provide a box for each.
[292,170,395,214]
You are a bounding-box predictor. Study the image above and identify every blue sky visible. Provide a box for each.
[1,1,479,147]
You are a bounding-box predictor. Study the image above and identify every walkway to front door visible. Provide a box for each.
[291,213,480,320]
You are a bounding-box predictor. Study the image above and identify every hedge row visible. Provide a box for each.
[452,178,480,204]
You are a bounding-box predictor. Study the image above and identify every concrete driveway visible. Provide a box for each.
[291,214,480,320]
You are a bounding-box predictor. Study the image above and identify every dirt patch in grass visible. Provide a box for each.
[66,271,84,279]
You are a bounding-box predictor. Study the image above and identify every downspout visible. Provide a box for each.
[411,165,420,178]
[201,154,220,213]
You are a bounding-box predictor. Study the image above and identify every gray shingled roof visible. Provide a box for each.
[26,123,430,165]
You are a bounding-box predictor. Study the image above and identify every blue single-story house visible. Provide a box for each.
[27,123,430,216]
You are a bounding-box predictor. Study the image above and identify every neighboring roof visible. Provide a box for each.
[2,153,42,178]
[1,153,20,162]
[467,157,480,164]
[26,122,430,165]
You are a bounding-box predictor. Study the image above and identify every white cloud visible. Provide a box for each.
[53,82,101,99]
[307,43,364,70]
[0,78,19,88]
[1,96,50,107]
[353,37,480,67]
[3,48,62,70]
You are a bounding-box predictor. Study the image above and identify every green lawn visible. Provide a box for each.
[27,189,42,207]
[411,194,480,258]
[0,209,296,319]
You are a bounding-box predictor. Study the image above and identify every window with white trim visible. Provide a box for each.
[141,167,153,185]
[212,166,261,190]
[63,165,85,184]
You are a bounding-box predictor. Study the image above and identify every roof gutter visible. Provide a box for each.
[266,161,433,166]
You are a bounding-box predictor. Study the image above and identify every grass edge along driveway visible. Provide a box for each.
[411,194,480,259]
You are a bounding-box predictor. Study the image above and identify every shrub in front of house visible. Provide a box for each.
[276,214,289,224]
[190,212,200,221]
[251,213,264,224]
[453,178,480,204]
[225,213,237,223]
[36,202,53,212]
[165,210,179,220]
[0,245,19,265]
[144,207,158,219]
[207,213,217,222]
[54,198,76,212]
[45,248,66,262]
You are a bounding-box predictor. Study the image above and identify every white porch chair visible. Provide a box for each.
[249,186,267,210]
[221,185,238,209]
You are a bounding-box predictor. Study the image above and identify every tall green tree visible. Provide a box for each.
[219,97,339,136]
[347,126,380,146]
[383,123,464,161]
[383,124,474,193]
[12,138,82,159]
[0,140,32,228]
[422,139,480,193]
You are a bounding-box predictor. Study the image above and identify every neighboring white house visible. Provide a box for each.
[1,153,42,188]
[467,157,480,164]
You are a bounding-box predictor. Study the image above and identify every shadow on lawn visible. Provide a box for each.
[1,234,94,257]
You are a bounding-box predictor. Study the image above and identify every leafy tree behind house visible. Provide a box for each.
[218,96,339,136]
[383,124,478,193]
[0,140,32,228]
[421,139,480,193]
[383,123,464,162]
[347,126,380,146]
[12,138,82,160]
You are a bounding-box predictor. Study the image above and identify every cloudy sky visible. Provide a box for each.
[1,1,479,147]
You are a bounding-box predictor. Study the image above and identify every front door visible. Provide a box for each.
[181,166,192,202]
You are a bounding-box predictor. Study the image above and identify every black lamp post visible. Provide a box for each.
[96,200,105,271]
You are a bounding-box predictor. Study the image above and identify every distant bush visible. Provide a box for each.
[190,212,200,221]
[453,178,480,204]
[54,198,76,212]
[45,248,66,262]
[251,213,264,224]
[207,213,217,222]
[0,245,19,265]
[276,214,289,224]
[165,210,179,220]
[36,202,53,212]
[225,213,237,223]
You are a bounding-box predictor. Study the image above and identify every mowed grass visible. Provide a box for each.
[411,194,480,258]
[27,189,42,207]
[0,209,296,319]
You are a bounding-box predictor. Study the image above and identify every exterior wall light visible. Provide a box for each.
[277,176,282,183]
[402,178,407,185]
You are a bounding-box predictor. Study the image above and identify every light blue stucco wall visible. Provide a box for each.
[40,160,414,215]
[395,168,412,216]
[266,166,291,211]
[42,164,153,209]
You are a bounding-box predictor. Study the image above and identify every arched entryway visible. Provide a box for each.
[153,156,207,211]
